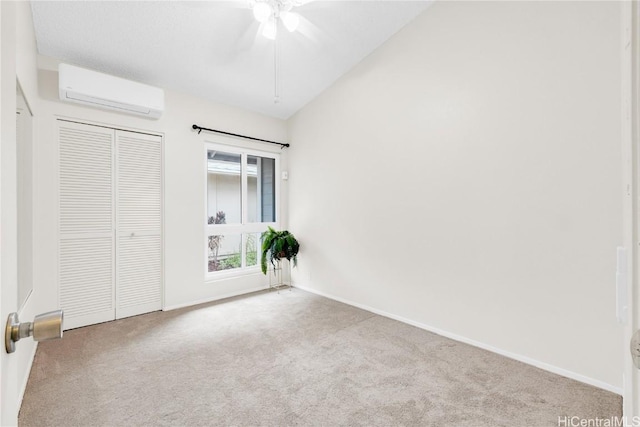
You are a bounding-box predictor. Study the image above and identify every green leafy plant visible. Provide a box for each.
[246,234,258,266]
[208,211,226,225]
[260,227,300,275]
[208,211,226,271]
[218,235,257,270]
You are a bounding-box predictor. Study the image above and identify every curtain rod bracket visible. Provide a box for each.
[192,124,289,148]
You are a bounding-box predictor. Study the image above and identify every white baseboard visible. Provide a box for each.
[293,283,622,396]
[163,286,268,311]
[18,342,38,409]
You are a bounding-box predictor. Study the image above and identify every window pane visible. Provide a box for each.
[248,155,276,223]
[245,233,259,268]
[207,151,241,225]
[208,234,241,272]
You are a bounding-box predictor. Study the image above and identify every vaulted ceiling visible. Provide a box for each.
[30,1,431,119]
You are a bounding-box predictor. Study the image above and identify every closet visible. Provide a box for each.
[57,120,163,330]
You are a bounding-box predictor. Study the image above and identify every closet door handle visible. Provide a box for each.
[130,232,135,238]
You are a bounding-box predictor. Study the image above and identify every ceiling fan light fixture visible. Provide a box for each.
[253,2,272,23]
[262,18,277,40]
[280,11,300,32]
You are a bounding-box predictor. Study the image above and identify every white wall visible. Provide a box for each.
[288,1,623,391]
[17,85,34,311]
[34,56,289,313]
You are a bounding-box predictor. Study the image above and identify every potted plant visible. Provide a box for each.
[260,226,300,275]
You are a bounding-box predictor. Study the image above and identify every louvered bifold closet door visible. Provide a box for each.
[58,121,115,330]
[115,130,162,319]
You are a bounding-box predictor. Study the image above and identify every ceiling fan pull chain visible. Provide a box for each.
[274,29,280,104]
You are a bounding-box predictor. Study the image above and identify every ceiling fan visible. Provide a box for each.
[242,0,313,104]
[249,0,305,40]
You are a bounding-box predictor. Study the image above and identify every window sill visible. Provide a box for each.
[205,267,264,284]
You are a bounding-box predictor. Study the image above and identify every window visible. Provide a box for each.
[206,145,278,275]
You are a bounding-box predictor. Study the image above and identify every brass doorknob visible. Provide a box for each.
[5,310,64,354]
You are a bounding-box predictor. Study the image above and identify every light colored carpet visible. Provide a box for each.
[19,289,620,426]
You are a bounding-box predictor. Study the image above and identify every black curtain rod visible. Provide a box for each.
[192,124,290,149]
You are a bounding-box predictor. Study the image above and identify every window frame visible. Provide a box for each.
[204,142,280,279]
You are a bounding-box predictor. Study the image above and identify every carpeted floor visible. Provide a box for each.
[19,289,621,426]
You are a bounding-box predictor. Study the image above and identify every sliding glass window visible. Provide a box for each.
[206,145,278,276]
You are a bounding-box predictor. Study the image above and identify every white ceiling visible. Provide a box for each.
[30,1,431,119]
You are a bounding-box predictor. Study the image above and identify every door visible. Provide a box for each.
[115,130,162,319]
[57,121,163,329]
[1,2,24,422]
[623,0,640,419]
[0,26,19,427]
[58,121,115,329]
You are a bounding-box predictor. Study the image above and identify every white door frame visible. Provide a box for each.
[623,0,640,419]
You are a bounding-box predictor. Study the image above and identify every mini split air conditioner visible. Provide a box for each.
[58,63,164,119]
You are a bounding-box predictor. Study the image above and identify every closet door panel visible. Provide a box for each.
[58,121,115,329]
[60,237,114,329]
[116,130,163,319]
[116,235,162,319]
[117,132,162,234]
[59,124,113,235]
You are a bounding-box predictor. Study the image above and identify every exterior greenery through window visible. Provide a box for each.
[206,145,278,275]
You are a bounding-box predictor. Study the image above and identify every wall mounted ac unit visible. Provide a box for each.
[58,63,164,119]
